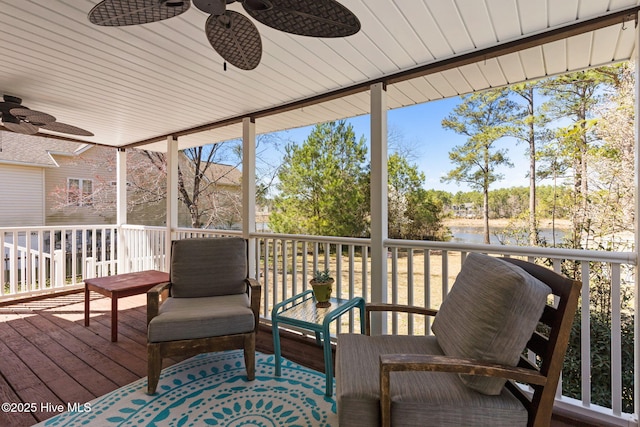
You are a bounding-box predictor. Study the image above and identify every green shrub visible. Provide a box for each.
[562,309,634,413]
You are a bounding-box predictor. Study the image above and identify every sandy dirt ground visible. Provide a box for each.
[443,217,572,229]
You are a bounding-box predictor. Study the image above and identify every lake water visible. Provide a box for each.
[448,225,566,245]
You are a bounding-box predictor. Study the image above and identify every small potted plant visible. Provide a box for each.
[310,269,334,308]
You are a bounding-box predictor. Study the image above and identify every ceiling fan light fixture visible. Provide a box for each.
[194,0,226,15]
[163,0,186,7]
[1,113,20,124]
[243,0,272,12]
[217,14,231,28]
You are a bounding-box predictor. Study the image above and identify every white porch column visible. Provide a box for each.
[242,117,257,278]
[634,14,640,421]
[370,82,388,335]
[165,136,179,271]
[116,147,127,273]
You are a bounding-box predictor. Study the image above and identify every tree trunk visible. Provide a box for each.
[529,120,538,246]
[483,185,490,244]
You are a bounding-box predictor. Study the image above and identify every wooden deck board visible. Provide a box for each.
[0,318,96,402]
[22,314,139,386]
[0,291,602,427]
[0,374,36,427]
[0,339,65,423]
[10,317,118,398]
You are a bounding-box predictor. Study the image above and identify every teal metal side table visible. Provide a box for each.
[271,290,365,396]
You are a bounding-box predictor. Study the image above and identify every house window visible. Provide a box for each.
[68,178,93,206]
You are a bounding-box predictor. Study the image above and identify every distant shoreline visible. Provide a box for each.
[443,217,572,230]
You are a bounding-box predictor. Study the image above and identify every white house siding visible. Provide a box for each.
[0,164,44,226]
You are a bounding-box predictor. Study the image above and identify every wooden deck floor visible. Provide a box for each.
[0,292,596,427]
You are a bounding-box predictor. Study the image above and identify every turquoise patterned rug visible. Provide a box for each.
[37,351,337,427]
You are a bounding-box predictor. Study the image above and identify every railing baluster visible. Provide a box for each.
[302,241,308,292]
[282,239,288,302]
[264,238,270,317]
[37,230,44,291]
[336,243,343,334]
[408,248,414,335]
[348,244,355,333]
[272,239,278,314]
[336,243,343,299]
[313,242,319,274]
[71,228,78,285]
[292,240,298,296]
[10,230,17,293]
[611,263,622,416]
[424,249,431,335]
[441,249,449,299]
[581,261,591,407]
[391,247,398,335]
[91,228,97,278]
[1,231,5,297]
[362,245,368,303]
[24,231,32,292]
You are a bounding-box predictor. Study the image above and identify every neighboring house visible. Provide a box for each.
[0,131,116,227]
[451,203,478,219]
[0,131,244,228]
[256,204,271,232]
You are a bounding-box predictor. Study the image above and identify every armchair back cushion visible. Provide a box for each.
[432,253,551,395]
[170,237,247,298]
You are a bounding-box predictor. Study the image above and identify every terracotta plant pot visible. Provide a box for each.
[310,278,334,308]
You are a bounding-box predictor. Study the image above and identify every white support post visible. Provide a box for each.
[242,117,257,278]
[370,82,388,335]
[116,148,127,273]
[634,14,640,422]
[165,136,179,271]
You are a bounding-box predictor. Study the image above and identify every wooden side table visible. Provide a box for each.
[84,270,169,342]
[271,290,365,396]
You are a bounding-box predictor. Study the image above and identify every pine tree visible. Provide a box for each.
[270,120,369,237]
[441,89,516,243]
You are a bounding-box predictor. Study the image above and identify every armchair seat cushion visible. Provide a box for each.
[336,334,527,427]
[148,293,254,343]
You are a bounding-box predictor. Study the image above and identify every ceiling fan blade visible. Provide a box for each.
[242,0,360,38]
[88,0,191,26]
[205,11,262,70]
[40,122,95,137]
[10,108,57,125]
[2,122,39,135]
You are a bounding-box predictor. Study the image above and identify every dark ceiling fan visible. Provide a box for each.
[0,95,94,137]
[88,0,361,70]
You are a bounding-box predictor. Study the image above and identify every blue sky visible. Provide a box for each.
[266,97,531,193]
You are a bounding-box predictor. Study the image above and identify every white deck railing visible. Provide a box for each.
[1,225,117,298]
[0,224,637,425]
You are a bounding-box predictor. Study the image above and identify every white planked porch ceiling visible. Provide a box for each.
[1,0,639,152]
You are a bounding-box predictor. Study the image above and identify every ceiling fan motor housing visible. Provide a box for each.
[0,96,22,124]
[3,95,22,104]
